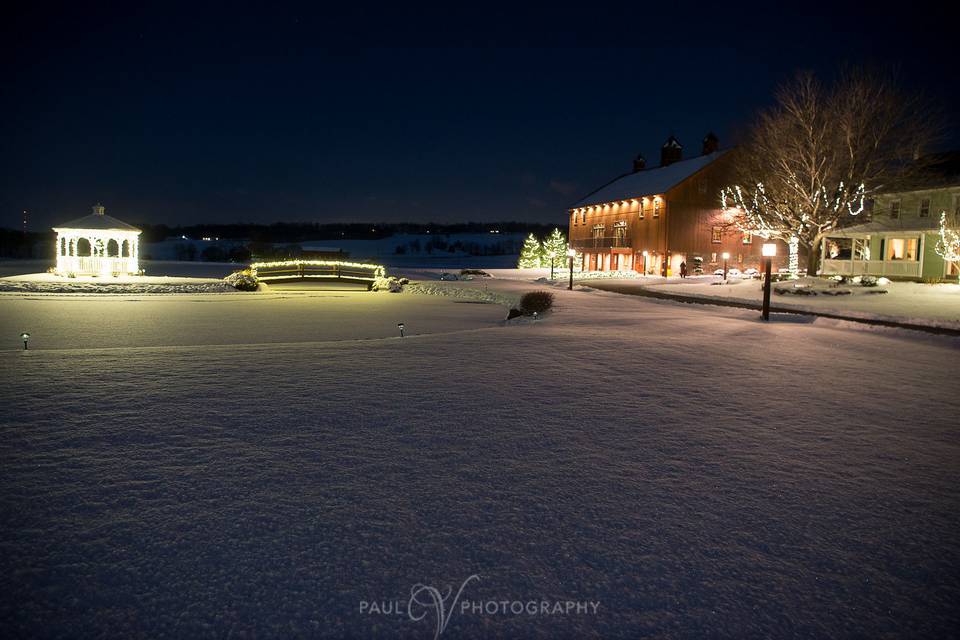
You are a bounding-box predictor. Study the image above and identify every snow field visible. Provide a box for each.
[1,279,958,637]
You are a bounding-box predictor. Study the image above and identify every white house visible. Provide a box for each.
[53,204,142,276]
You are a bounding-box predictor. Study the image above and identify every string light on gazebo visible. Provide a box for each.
[52,204,142,277]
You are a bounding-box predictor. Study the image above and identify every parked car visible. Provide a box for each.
[460,269,492,278]
[439,272,459,281]
[742,268,760,278]
[713,268,725,276]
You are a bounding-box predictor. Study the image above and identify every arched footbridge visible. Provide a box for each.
[250,260,386,289]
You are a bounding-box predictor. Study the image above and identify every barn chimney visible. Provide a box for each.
[660,136,682,167]
[632,153,646,172]
[702,132,719,155]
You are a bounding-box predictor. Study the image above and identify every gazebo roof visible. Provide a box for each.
[52,204,141,233]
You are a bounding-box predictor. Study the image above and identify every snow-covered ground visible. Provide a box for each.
[575,275,960,330]
[0,271,238,295]
[1,272,959,637]
[0,259,242,280]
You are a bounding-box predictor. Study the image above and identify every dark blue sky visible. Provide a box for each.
[3,3,956,229]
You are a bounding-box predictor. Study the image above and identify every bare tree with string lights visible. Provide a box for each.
[936,211,960,277]
[721,69,942,276]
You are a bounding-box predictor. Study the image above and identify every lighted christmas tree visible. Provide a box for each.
[542,228,568,272]
[517,233,543,268]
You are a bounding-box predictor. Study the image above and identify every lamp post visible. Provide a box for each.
[548,251,556,280]
[397,322,405,338]
[761,243,777,321]
[642,250,648,276]
[567,248,576,290]
[20,332,30,350]
[722,252,730,281]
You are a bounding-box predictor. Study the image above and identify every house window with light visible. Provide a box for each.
[654,200,661,218]
[711,227,722,243]
[742,232,753,244]
[886,238,918,261]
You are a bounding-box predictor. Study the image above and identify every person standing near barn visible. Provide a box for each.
[679,261,688,278]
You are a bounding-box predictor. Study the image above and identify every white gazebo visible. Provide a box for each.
[52,204,142,276]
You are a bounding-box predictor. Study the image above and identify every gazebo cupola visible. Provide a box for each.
[52,204,142,276]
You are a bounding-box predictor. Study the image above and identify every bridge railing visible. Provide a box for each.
[250,260,386,284]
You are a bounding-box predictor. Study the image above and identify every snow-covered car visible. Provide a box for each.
[714,267,742,278]
[742,268,760,278]
[439,272,459,281]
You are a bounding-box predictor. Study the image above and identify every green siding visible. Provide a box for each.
[921,232,945,280]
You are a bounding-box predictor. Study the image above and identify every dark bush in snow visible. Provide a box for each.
[519,290,554,315]
[506,307,524,320]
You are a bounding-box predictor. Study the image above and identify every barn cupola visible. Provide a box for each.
[660,135,683,167]
[702,132,719,155]
[632,153,646,173]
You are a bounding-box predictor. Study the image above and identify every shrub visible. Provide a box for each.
[519,290,554,315]
[224,269,259,291]
[372,276,403,292]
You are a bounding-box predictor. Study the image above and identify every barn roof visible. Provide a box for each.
[572,150,729,208]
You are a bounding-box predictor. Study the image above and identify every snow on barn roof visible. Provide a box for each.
[52,204,141,232]
[572,150,728,208]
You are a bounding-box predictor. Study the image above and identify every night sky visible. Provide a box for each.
[3,4,957,230]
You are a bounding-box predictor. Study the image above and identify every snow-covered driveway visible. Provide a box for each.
[1,283,958,637]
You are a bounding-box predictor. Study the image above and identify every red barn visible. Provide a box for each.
[569,135,774,275]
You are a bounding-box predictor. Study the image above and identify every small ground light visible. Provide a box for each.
[20,332,30,350]
[532,312,538,321]
[397,322,405,338]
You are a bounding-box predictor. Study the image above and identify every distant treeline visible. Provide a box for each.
[0,229,50,259]
[0,222,561,260]
[137,221,558,244]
